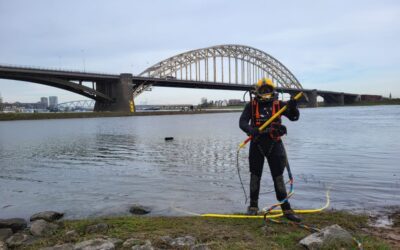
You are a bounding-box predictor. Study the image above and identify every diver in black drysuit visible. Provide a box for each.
[239,86,301,222]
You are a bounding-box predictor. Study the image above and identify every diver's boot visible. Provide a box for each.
[283,209,302,222]
[246,200,259,215]
[281,201,302,222]
[248,173,261,215]
[246,206,259,215]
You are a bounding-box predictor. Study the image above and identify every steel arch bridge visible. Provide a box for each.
[1,45,359,111]
[135,44,302,97]
[57,100,95,111]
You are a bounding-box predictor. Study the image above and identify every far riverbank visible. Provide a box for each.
[1,100,399,121]
[0,110,241,121]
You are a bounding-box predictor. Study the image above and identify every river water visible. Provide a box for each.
[0,106,399,219]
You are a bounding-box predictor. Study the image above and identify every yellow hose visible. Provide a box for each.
[200,189,330,219]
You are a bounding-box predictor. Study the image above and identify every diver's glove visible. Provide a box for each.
[287,96,298,110]
[249,127,260,138]
[269,123,287,137]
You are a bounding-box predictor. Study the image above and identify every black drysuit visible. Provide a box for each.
[239,98,299,210]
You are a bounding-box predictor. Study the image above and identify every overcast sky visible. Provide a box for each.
[0,0,399,104]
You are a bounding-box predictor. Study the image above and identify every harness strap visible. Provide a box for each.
[252,100,282,142]
[269,100,281,141]
[252,100,261,126]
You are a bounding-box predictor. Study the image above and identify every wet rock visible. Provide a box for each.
[0,241,7,250]
[131,240,154,250]
[0,218,27,233]
[30,211,64,222]
[299,224,354,249]
[65,230,79,242]
[41,243,74,250]
[160,235,196,248]
[129,205,151,215]
[85,223,109,234]
[73,238,115,250]
[30,219,59,237]
[5,232,34,248]
[122,238,141,248]
[0,229,13,241]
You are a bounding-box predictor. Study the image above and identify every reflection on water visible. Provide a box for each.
[0,106,400,219]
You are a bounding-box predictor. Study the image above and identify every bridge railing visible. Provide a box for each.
[0,63,117,77]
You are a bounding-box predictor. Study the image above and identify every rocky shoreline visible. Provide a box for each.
[0,207,212,250]
[1,206,399,250]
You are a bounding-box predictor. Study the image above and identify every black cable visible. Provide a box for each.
[236,149,248,204]
[242,90,249,102]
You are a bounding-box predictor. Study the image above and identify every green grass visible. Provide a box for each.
[22,211,392,250]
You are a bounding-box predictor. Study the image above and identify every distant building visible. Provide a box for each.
[2,101,48,112]
[49,96,58,109]
[41,97,48,108]
[214,100,228,107]
[360,95,383,102]
[0,95,3,112]
[228,99,244,106]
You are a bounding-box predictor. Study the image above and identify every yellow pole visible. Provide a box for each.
[129,100,135,113]
[238,92,303,149]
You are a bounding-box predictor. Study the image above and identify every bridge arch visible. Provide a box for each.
[139,44,302,90]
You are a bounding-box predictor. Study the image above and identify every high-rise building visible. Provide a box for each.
[49,96,58,109]
[40,97,48,108]
[0,92,3,111]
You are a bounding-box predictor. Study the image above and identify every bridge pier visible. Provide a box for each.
[322,92,345,106]
[94,73,133,112]
[307,89,318,108]
[344,94,360,104]
[339,93,344,106]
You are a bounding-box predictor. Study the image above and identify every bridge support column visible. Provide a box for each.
[308,89,318,108]
[339,92,344,106]
[94,73,133,112]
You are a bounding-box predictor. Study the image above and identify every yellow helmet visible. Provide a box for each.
[254,78,276,101]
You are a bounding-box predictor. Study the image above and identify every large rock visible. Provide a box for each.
[64,230,79,242]
[0,241,7,250]
[131,240,154,250]
[129,205,151,215]
[299,224,354,249]
[41,243,74,250]
[0,229,12,241]
[5,232,33,248]
[30,219,59,237]
[122,238,141,248]
[30,211,64,222]
[0,218,27,233]
[160,236,196,248]
[105,238,123,248]
[85,223,109,234]
[73,238,115,250]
